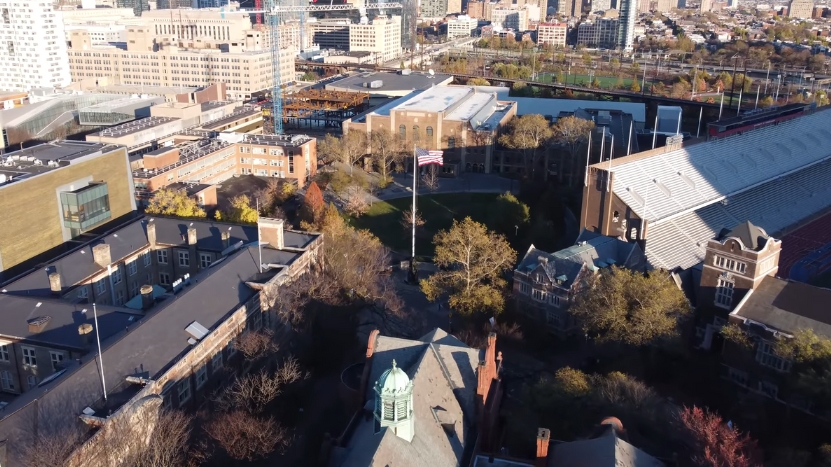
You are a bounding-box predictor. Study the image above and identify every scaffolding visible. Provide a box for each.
[271,89,370,129]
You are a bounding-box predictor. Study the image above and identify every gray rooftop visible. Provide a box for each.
[0,141,122,186]
[92,116,180,138]
[547,425,664,467]
[733,276,831,338]
[241,133,314,148]
[200,106,261,130]
[325,71,454,94]
[332,329,482,467]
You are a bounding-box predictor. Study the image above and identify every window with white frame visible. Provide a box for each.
[127,260,137,276]
[22,347,36,367]
[50,351,64,371]
[714,255,747,273]
[178,251,189,267]
[95,278,107,295]
[77,286,88,299]
[549,294,561,307]
[112,267,122,285]
[200,253,212,269]
[0,343,8,362]
[532,289,547,302]
[157,249,168,264]
[195,365,208,389]
[758,381,778,399]
[26,375,37,389]
[1,370,14,391]
[159,272,171,285]
[115,290,125,306]
[756,340,791,372]
[715,277,734,308]
[228,341,238,358]
[130,281,139,298]
[546,310,563,329]
[211,352,222,372]
[163,392,173,412]
[143,251,152,266]
[178,379,191,405]
[519,282,530,294]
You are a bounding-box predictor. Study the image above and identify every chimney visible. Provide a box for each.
[78,323,94,348]
[140,285,154,311]
[485,332,497,378]
[92,244,111,268]
[221,230,231,250]
[187,227,198,246]
[48,272,62,295]
[535,428,551,467]
[147,221,157,246]
[366,329,380,359]
[28,316,52,334]
[258,217,285,250]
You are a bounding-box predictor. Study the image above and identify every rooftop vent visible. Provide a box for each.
[185,321,210,341]
[28,316,52,333]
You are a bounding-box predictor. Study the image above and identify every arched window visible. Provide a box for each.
[426,126,433,137]
[412,126,420,142]
[399,124,406,139]
[447,137,456,149]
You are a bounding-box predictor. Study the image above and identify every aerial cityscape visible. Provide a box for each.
[0,0,829,465]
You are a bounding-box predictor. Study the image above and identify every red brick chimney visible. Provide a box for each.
[477,332,498,416]
[358,329,380,406]
[536,428,551,467]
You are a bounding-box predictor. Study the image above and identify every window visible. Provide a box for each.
[288,156,294,174]
[727,367,748,387]
[127,260,137,276]
[159,272,171,285]
[131,281,139,298]
[95,278,107,295]
[112,267,122,285]
[50,351,64,371]
[195,365,208,389]
[228,341,238,358]
[447,137,456,148]
[115,290,124,306]
[546,310,563,329]
[143,251,152,266]
[549,294,561,307]
[714,255,747,273]
[77,286,88,299]
[211,352,222,372]
[0,344,7,362]
[758,381,779,399]
[157,249,168,264]
[177,379,191,405]
[519,282,530,294]
[426,126,433,138]
[532,289,547,302]
[399,124,406,139]
[26,375,38,389]
[0,370,13,391]
[22,347,36,367]
[178,251,190,267]
[715,277,734,308]
[756,340,791,372]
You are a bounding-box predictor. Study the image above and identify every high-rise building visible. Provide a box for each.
[491,7,528,30]
[558,0,579,17]
[157,0,194,7]
[655,0,674,12]
[592,0,612,11]
[116,0,150,16]
[349,16,402,63]
[788,0,813,18]
[421,0,463,18]
[699,0,711,12]
[141,8,254,43]
[0,1,71,92]
[537,22,567,47]
[616,0,636,50]
[576,18,618,48]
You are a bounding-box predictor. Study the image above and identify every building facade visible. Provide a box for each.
[349,16,402,63]
[491,7,528,31]
[576,18,618,48]
[446,15,478,38]
[537,22,567,47]
[0,0,71,92]
[789,0,814,18]
[616,0,636,49]
[0,142,136,274]
[310,19,351,49]
[420,0,463,19]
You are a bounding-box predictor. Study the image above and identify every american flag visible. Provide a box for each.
[416,148,444,166]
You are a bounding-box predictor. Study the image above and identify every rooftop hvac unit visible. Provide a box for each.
[369,80,383,89]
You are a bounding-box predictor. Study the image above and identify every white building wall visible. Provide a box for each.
[0,1,71,91]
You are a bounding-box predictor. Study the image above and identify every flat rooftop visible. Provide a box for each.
[326,71,453,94]
[133,139,233,178]
[200,107,262,130]
[393,86,473,113]
[94,84,198,95]
[0,141,120,186]
[241,133,314,148]
[92,116,180,138]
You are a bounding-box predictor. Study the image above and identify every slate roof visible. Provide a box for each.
[332,329,482,467]
[732,276,831,338]
[547,425,664,467]
[515,230,640,287]
[718,221,769,251]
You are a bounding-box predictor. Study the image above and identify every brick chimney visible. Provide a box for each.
[536,428,551,467]
[258,217,285,250]
[48,272,62,295]
[140,285,154,311]
[358,329,380,407]
[477,332,498,418]
[92,244,111,268]
[187,227,198,246]
[147,221,157,246]
[78,323,93,348]
[221,230,231,250]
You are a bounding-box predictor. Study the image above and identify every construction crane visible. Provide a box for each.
[247,0,403,134]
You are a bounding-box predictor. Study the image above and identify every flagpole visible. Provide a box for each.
[584,130,592,187]
[410,144,417,282]
[607,135,614,192]
[627,120,633,156]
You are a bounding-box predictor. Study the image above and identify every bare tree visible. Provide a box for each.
[203,411,289,462]
[369,128,404,186]
[6,127,32,150]
[125,410,193,467]
[214,358,305,414]
[421,165,440,192]
[343,185,370,217]
[400,208,425,234]
[234,329,279,361]
[19,423,88,467]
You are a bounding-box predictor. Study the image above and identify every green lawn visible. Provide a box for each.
[536,72,635,89]
[349,193,502,257]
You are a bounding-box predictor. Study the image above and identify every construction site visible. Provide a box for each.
[263,89,371,130]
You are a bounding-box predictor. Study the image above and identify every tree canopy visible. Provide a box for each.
[145,188,206,218]
[492,191,530,235]
[420,217,516,315]
[301,181,324,224]
[369,128,404,186]
[550,115,595,185]
[224,195,259,224]
[571,266,692,346]
[498,114,553,179]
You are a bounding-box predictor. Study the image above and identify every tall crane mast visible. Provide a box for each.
[252,1,404,134]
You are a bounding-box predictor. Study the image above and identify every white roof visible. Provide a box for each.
[393,86,473,113]
[611,110,831,225]
[445,92,494,121]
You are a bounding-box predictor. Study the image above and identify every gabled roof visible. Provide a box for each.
[605,109,831,223]
[732,276,831,339]
[332,329,482,467]
[547,425,664,467]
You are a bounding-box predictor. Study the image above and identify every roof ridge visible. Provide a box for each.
[428,342,457,391]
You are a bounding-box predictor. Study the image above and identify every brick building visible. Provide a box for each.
[0,141,136,275]
[537,22,568,47]
[0,215,322,466]
[343,85,517,175]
